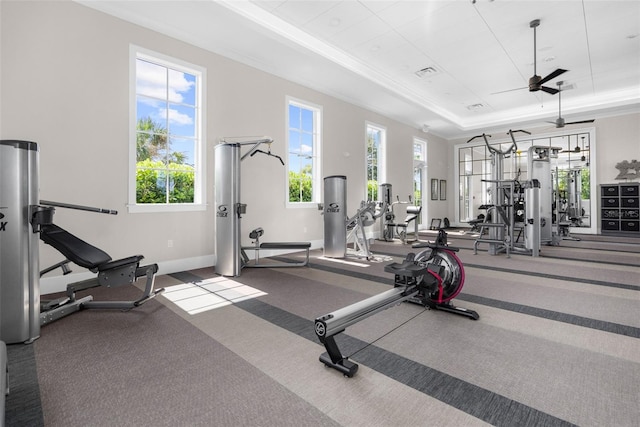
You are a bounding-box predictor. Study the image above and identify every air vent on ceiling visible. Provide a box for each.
[415,67,438,78]
[466,103,484,111]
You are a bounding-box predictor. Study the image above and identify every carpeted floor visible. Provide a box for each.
[5,230,640,426]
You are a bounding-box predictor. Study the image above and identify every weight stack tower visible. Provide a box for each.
[214,143,243,277]
[323,175,347,258]
[0,140,41,344]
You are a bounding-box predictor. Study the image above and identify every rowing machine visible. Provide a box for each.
[314,230,478,377]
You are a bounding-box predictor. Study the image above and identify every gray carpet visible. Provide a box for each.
[28,285,339,426]
[5,231,639,426]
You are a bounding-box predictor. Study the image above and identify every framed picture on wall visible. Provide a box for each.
[431,179,438,200]
[440,180,447,200]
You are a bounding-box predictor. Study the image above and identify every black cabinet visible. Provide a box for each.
[600,183,639,234]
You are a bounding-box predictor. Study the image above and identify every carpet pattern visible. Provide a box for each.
[4,231,639,426]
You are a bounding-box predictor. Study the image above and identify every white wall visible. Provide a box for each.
[0,1,444,292]
[592,112,640,183]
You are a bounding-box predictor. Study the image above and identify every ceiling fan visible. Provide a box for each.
[493,19,567,95]
[548,81,595,128]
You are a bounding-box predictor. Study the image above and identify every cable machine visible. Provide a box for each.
[215,137,310,277]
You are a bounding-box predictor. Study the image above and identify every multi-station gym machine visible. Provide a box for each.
[0,140,164,345]
[214,137,310,277]
[1,140,165,421]
[468,130,561,257]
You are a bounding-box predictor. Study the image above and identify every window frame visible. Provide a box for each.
[413,138,427,226]
[285,96,323,208]
[365,121,387,202]
[128,45,207,213]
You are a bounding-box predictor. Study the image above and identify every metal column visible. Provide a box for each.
[0,140,40,344]
[528,146,561,245]
[323,175,347,258]
[214,143,242,277]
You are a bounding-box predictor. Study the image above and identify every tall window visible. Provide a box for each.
[413,139,426,225]
[366,123,386,201]
[129,46,206,212]
[287,98,322,204]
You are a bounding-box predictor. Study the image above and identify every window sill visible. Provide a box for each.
[286,202,322,210]
[127,203,207,214]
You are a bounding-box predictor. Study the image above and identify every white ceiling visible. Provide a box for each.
[78,0,640,139]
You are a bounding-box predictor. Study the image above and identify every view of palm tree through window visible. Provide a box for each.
[288,102,319,203]
[135,57,198,204]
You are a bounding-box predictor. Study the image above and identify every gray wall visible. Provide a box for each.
[1,1,451,293]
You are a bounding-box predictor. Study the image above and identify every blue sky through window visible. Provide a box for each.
[136,58,196,167]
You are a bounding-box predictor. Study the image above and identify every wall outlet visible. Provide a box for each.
[167,239,173,248]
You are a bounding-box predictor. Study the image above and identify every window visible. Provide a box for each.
[129,46,206,212]
[413,139,426,225]
[366,123,386,201]
[287,98,322,205]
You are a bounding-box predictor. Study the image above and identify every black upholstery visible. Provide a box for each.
[40,224,112,271]
[260,242,311,249]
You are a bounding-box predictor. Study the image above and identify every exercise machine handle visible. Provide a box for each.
[250,149,285,165]
[40,200,118,215]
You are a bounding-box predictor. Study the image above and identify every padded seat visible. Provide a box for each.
[40,224,112,271]
[242,227,311,269]
[260,242,311,250]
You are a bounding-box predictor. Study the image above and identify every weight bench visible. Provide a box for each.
[38,223,164,325]
[241,227,310,268]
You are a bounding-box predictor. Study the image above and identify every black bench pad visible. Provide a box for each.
[260,242,311,250]
[40,224,112,270]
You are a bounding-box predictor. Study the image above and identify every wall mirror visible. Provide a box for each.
[456,128,596,234]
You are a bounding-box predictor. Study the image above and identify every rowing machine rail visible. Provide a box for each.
[314,285,420,377]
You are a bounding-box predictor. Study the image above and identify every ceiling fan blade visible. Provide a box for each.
[490,87,527,95]
[565,119,595,125]
[538,68,568,85]
[540,86,559,95]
